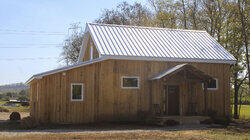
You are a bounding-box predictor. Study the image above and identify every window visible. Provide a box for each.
[121,76,139,89]
[202,78,218,90]
[71,83,84,101]
[90,45,93,60]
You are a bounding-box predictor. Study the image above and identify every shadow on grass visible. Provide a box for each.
[0,121,217,133]
[0,119,249,134]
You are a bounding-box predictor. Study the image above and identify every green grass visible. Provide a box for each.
[0,101,29,112]
[232,105,250,119]
[0,101,7,105]
[5,106,30,112]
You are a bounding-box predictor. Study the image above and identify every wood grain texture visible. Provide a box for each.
[82,36,99,62]
[29,59,231,124]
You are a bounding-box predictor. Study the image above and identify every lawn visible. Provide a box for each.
[0,101,7,105]
[0,102,249,139]
[232,105,250,119]
[4,106,30,112]
[0,101,29,112]
[0,126,249,140]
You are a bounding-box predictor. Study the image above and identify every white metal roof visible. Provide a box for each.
[150,64,187,80]
[26,58,106,84]
[85,23,236,63]
[27,23,236,84]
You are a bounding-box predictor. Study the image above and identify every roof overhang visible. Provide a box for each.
[26,57,106,85]
[102,55,236,64]
[26,55,233,85]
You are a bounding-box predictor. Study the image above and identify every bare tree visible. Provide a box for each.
[237,0,249,86]
[180,0,187,29]
[60,23,84,65]
[96,2,153,26]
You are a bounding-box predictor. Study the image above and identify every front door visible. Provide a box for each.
[167,85,179,115]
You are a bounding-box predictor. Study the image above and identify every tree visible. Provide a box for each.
[188,0,199,29]
[96,2,153,26]
[238,83,249,116]
[60,23,84,65]
[19,89,28,96]
[222,0,248,118]
[237,0,249,86]
[18,95,29,102]
[149,0,178,28]
[178,0,188,29]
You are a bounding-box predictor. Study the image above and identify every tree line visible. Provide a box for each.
[61,0,249,119]
[0,89,29,102]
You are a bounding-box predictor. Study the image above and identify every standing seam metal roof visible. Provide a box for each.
[86,23,236,62]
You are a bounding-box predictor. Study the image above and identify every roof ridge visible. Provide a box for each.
[87,22,207,33]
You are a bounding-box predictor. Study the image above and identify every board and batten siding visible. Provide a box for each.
[29,59,231,124]
[29,62,99,124]
[82,36,99,62]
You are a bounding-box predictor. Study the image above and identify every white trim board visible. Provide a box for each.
[202,78,219,90]
[102,55,236,64]
[121,76,140,89]
[71,83,84,101]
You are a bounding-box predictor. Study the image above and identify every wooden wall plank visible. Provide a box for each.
[29,60,231,123]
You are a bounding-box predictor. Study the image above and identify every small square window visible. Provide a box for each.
[202,78,218,90]
[121,76,139,89]
[71,83,84,101]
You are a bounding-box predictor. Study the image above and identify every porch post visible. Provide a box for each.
[149,81,153,114]
[204,82,208,115]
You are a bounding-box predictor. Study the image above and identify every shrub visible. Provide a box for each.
[144,117,159,126]
[207,110,218,119]
[0,106,9,112]
[137,111,153,124]
[165,120,179,126]
[201,118,214,124]
[213,117,230,125]
[21,116,37,129]
[9,112,21,121]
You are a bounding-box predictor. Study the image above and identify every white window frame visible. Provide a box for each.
[37,83,39,101]
[71,83,84,101]
[202,78,218,90]
[121,76,140,89]
[90,45,93,60]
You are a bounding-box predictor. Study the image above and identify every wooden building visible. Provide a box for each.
[26,23,236,124]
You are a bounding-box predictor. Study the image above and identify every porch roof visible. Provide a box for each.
[149,63,213,81]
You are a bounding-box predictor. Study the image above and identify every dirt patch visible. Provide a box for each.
[0,116,249,139]
[1,129,249,140]
[0,112,29,121]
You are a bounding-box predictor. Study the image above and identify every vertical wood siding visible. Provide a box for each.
[82,37,99,62]
[29,59,231,123]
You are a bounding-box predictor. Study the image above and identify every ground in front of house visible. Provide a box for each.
[0,119,249,140]
[0,104,249,140]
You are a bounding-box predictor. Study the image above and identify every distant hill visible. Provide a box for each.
[0,83,29,93]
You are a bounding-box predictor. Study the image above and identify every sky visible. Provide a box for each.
[0,0,148,85]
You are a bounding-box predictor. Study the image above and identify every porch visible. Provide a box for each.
[149,64,214,124]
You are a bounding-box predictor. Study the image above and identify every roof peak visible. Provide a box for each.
[86,22,207,33]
